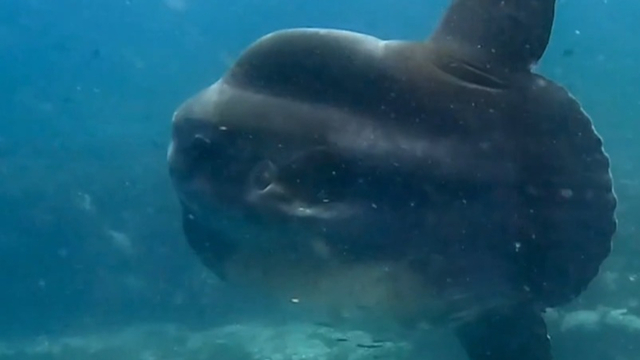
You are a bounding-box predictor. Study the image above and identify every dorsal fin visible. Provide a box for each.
[428,0,556,72]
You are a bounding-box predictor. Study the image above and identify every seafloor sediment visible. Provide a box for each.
[0,307,638,360]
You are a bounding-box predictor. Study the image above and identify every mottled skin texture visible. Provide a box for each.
[168,1,617,359]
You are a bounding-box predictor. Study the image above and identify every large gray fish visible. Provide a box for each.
[167,1,617,359]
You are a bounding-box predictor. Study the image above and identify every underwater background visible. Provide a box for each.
[0,0,638,359]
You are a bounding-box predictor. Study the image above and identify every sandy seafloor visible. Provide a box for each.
[1,307,638,360]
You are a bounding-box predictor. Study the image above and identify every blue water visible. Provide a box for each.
[0,0,638,359]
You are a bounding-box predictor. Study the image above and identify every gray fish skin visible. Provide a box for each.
[168,1,617,359]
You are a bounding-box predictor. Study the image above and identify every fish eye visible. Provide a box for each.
[276,149,354,204]
[249,160,278,191]
[188,134,212,158]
